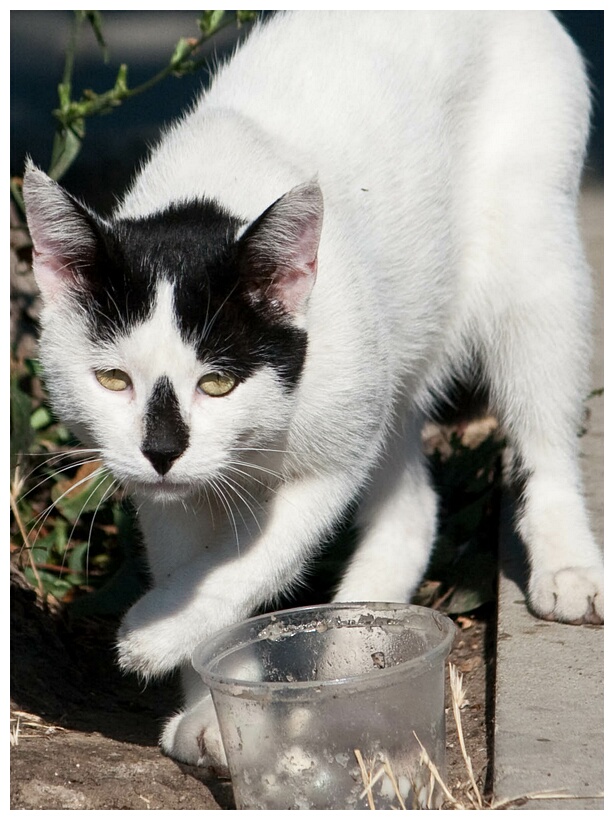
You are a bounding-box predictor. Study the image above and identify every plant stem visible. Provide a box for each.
[49,11,250,181]
[61,11,82,93]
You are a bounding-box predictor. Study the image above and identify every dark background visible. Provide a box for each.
[11,10,604,213]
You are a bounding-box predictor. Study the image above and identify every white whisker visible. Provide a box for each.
[227,459,284,484]
[19,454,104,502]
[26,465,110,548]
[217,472,263,537]
[82,474,121,582]
[230,445,305,458]
[208,477,240,554]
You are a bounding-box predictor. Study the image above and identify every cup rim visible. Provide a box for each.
[193,602,457,697]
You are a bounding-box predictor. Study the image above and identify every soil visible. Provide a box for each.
[10,567,494,810]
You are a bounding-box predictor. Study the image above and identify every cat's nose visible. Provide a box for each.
[141,446,183,476]
[141,376,190,476]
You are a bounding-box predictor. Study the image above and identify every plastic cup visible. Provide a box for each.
[193,603,456,810]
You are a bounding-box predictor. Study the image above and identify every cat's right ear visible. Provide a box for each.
[237,181,324,319]
[22,161,99,302]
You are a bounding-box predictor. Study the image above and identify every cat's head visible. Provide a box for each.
[22,162,323,501]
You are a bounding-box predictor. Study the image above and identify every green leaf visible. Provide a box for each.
[30,405,54,431]
[54,424,74,446]
[445,585,494,615]
[23,568,73,600]
[10,377,33,473]
[10,178,25,214]
[25,358,44,378]
[52,517,69,554]
[51,473,111,524]
[48,576,76,600]
[30,532,59,550]
[114,64,129,95]
[236,10,258,25]
[199,10,227,37]
[49,126,84,181]
[30,544,51,566]
[68,505,148,616]
[67,541,90,574]
[169,36,195,69]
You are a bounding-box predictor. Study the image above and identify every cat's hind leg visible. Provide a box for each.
[459,9,603,624]
[476,205,603,624]
[334,415,437,604]
[160,665,228,773]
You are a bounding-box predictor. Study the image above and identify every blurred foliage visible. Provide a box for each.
[417,428,504,614]
[10,9,260,212]
[10,358,130,603]
[10,361,152,615]
[49,10,258,182]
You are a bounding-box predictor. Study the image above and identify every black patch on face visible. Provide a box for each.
[76,200,308,389]
[142,376,190,475]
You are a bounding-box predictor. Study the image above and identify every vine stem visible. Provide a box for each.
[47,11,253,181]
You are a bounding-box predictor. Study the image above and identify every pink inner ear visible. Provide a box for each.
[32,249,78,302]
[23,163,98,303]
[271,257,318,314]
[240,180,324,316]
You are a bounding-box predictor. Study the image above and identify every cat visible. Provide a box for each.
[23,10,603,771]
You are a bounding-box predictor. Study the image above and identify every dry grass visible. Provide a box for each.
[355,663,602,810]
[10,709,67,747]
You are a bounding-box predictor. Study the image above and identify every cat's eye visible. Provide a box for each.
[198,372,237,397]
[95,368,132,392]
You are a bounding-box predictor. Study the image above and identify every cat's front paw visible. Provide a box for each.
[117,587,242,678]
[528,566,603,624]
[160,697,229,775]
[117,621,179,679]
[117,592,194,678]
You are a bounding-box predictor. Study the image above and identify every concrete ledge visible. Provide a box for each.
[494,504,604,810]
[492,183,604,810]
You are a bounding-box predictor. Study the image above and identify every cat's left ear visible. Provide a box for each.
[238,181,323,318]
[22,160,99,302]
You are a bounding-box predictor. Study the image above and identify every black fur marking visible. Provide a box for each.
[77,200,308,389]
[142,376,190,476]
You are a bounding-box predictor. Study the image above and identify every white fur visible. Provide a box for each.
[26,11,602,769]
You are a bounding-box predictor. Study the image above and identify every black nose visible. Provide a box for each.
[141,446,184,476]
[142,376,190,476]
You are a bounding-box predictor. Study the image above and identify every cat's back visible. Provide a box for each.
[202,11,488,157]
[206,10,585,149]
[121,11,585,223]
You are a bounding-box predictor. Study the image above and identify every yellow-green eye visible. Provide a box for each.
[95,368,132,391]
[198,372,237,397]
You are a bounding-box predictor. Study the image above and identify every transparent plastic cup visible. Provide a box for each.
[193,603,456,810]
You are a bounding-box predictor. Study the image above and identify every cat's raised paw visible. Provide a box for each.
[116,586,202,677]
[528,566,604,624]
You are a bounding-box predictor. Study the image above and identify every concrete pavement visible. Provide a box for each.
[492,180,604,810]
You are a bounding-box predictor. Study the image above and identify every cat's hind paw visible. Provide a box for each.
[160,698,229,775]
[528,566,603,624]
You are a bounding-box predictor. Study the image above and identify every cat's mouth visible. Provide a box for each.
[128,476,197,501]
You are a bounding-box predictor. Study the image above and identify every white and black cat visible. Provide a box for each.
[23,11,603,770]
